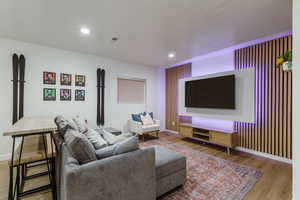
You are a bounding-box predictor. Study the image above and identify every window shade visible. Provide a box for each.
[118,78,146,104]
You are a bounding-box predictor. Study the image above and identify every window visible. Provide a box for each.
[117,78,146,104]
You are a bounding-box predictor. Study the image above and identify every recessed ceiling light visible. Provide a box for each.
[80,27,90,35]
[168,53,175,58]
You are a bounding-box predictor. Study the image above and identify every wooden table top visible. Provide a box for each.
[3,116,57,137]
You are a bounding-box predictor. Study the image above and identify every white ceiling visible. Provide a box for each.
[0,0,292,67]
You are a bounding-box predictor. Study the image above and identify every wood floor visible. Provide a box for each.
[0,132,292,200]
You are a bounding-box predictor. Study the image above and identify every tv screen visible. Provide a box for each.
[185,75,235,109]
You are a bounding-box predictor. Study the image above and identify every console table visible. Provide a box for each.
[3,117,57,200]
[179,123,238,155]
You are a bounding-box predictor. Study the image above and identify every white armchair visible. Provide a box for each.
[129,119,160,141]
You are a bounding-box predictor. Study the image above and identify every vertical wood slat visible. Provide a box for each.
[234,35,292,159]
[165,63,192,132]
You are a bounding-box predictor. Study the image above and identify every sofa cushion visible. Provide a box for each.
[98,129,132,145]
[64,129,97,164]
[153,145,186,179]
[95,136,139,159]
[73,115,88,133]
[85,128,108,150]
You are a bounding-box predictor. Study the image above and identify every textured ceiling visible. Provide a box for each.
[0,0,292,67]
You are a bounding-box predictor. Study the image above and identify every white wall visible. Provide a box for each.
[293,0,299,199]
[0,38,159,160]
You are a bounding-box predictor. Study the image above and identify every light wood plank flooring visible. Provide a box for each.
[0,132,292,200]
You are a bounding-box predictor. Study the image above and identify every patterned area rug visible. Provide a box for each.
[140,138,262,200]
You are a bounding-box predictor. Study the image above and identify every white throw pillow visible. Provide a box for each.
[85,128,108,150]
[141,113,154,125]
[73,116,88,133]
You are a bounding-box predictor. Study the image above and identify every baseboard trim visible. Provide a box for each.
[234,147,292,164]
[0,153,10,162]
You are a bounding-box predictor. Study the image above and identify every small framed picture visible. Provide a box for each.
[75,75,86,87]
[60,73,72,86]
[75,90,85,101]
[60,89,71,101]
[43,88,56,101]
[43,72,56,85]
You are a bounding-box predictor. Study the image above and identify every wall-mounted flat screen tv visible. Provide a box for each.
[185,74,235,109]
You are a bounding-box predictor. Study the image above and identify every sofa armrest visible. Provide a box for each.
[64,147,156,200]
[153,119,160,127]
[128,119,143,134]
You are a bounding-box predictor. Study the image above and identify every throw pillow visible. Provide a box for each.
[131,113,142,122]
[142,112,154,119]
[99,129,132,145]
[95,136,139,159]
[140,113,154,125]
[64,129,97,164]
[85,128,108,150]
[54,115,78,136]
[73,115,88,133]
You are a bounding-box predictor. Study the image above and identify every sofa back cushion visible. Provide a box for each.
[64,129,97,164]
[54,115,78,136]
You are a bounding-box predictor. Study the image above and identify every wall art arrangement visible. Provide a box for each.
[43,88,56,101]
[75,90,85,101]
[60,89,71,101]
[42,72,86,101]
[75,75,86,87]
[60,73,72,86]
[43,72,56,85]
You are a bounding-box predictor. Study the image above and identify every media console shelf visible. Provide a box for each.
[179,123,238,155]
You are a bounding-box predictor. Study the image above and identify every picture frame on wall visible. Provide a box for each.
[60,73,72,86]
[60,89,72,101]
[43,88,56,101]
[75,89,85,101]
[75,75,86,87]
[43,72,56,85]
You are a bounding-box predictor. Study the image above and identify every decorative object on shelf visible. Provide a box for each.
[60,73,72,85]
[276,51,292,71]
[75,75,86,87]
[60,89,71,101]
[12,54,26,124]
[43,72,56,85]
[43,88,56,101]
[97,68,105,126]
[75,89,85,101]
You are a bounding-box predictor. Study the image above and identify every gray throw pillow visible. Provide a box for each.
[54,115,78,136]
[64,129,97,164]
[95,136,139,159]
[73,115,88,133]
[99,129,132,145]
[85,128,108,150]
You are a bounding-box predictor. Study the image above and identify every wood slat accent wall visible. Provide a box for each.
[234,35,293,159]
[166,63,192,131]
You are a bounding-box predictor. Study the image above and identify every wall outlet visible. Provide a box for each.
[172,121,175,126]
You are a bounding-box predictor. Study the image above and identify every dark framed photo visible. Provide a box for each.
[75,75,86,87]
[60,89,71,101]
[75,90,85,101]
[60,73,72,86]
[43,72,56,85]
[43,88,56,101]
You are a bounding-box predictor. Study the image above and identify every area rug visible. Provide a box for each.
[140,139,262,200]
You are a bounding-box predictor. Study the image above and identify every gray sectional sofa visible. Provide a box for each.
[53,117,186,200]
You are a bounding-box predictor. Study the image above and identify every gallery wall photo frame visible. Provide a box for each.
[43,88,56,101]
[60,89,72,101]
[75,89,85,101]
[43,72,56,85]
[60,73,72,86]
[75,75,86,87]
